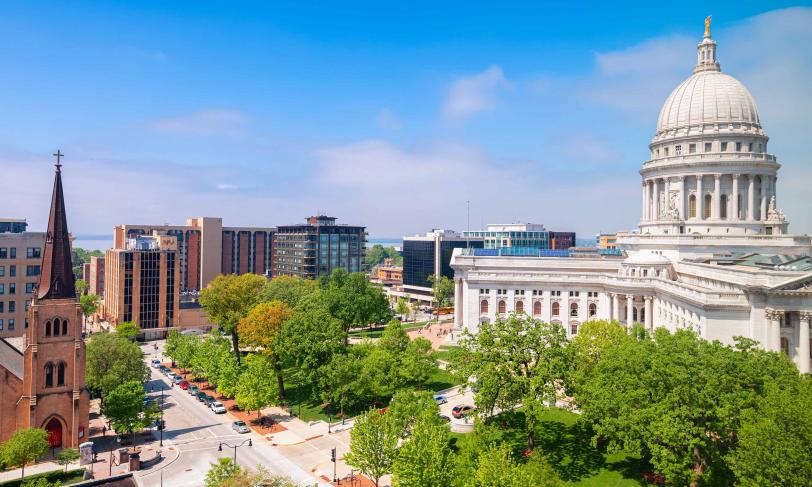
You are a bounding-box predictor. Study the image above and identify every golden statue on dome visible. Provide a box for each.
[704,15,712,38]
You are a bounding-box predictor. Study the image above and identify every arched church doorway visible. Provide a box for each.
[44,418,63,448]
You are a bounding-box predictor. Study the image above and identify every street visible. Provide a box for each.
[136,342,330,487]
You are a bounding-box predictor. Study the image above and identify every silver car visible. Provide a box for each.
[232,420,250,433]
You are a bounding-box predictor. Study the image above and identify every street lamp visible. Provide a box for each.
[159,383,165,447]
[218,439,252,464]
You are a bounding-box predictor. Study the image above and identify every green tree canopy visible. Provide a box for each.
[0,428,49,480]
[321,269,390,334]
[259,275,319,309]
[103,380,156,436]
[392,411,454,487]
[238,300,293,399]
[387,389,439,437]
[205,457,241,487]
[79,294,99,325]
[395,298,410,320]
[55,448,80,473]
[86,332,150,400]
[345,408,400,487]
[235,353,280,418]
[427,274,454,309]
[115,321,140,340]
[199,273,266,365]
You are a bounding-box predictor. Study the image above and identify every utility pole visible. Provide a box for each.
[331,448,337,482]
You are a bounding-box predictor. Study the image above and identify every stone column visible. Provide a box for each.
[799,312,810,374]
[765,308,782,352]
[454,278,463,329]
[696,175,704,220]
[713,174,721,219]
[653,179,660,220]
[612,293,619,323]
[747,175,755,221]
[679,177,686,219]
[644,296,653,331]
[760,176,768,221]
[731,174,740,220]
[626,295,634,326]
[642,181,648,221]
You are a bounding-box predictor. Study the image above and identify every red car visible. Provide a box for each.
[451,405,474,419]
[178,380,189,390]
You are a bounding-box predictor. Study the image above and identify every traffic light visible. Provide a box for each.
[331,448,336,462]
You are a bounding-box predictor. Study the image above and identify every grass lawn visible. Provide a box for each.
[348,321,429,339]
[436,345,460,362]
[0,468,85,487]
[453,409,652,486]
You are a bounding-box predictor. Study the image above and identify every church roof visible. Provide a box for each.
[0,337,23,379]
[38,157,76,300]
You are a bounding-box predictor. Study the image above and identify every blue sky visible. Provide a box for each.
[2,1,811,239]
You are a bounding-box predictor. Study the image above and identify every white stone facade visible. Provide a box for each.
[451,25,812,373]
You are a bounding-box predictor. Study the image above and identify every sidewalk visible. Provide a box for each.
[255,405,356,446]
[0,460,81,483]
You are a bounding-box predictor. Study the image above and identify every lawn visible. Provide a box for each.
[436,345,460,362]
[452,409,652,486]
[0,468,86,487]
[348,321,429,339]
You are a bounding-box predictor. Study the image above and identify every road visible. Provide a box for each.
[136,342,329,487]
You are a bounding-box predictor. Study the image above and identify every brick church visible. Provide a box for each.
[0,159,90,448]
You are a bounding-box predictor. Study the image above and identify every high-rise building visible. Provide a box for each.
[401,230,483,303]
[113,217,275,291]
[273,216,366,279]
[87,255,105,296]
[103,233,180,338]
[0,160,90,448]
[0,219,45,338]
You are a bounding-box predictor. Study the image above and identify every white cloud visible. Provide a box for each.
[443,65,513,121]
[377,108,401,130]
[216,183,239,191]
[149,109,248,137]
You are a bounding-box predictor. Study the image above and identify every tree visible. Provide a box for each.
[568,319,628,393]
[86,332,150,400]
[365,244,402,267]
[238,301,293,399]
[379,319,409,354]
[21,477,54,487]
[199,273,266,365]
[103,381,156,437]
[395,298,410,321]
[467,443,560,487]
[321,269,390,336]
[115,321,140,340]
[345,408,400,487]
[79,293,99,328]
[387,389,439,438]
[398,337,436,388]
[218,466,299,487]
[729,377,812,486]
[392,412,454,487]
[235,354,279,418]
[205,457,241,487]
[259,275,318,309]
[577,329,800,486]
[427,274,454,321]
[409,300,420,322]
[192,332,232,387]
[55,448,80,473]
[320,352,362,416]
[0,428,49,480]
[75,279,88,296]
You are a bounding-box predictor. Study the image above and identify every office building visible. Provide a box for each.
[596,233,618,249]
[0,219,45,337]
[103,233,180,338]
[88,255,105,296]
[462,223,577,253]
[273,216,366,279]
[113,217,275,291]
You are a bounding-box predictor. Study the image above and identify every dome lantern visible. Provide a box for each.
[695,16,720,73]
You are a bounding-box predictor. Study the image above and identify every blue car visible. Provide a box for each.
[434,394,447,405]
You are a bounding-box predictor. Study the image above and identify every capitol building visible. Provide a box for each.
[451,21,812,373]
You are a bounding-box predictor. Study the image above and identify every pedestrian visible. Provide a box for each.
[102,425,107,436]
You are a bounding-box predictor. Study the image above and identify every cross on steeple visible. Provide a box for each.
[53,150,64,171]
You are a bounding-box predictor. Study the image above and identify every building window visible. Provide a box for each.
[688,144,696,154]
[570,303,578,317]
[8,301,14,313]
[26,265,40,276]
[0,302,3,313]
[720,195,728,219]
[589,303,597,317]
[515,301,524,314]
[57,362,66,386]
[533,301,542,316]
[0,248,6,259]
[780,337,790,356]
[675,145,682,155]
[0,320,3,330]
[45,363,54,388]
[7,319,13,330]
[498,300,506,314]
[703,194,712,219]
[9,248,15,259]
[571,323,578,335]
[721,142,728,152]
[9,266,15,277]
[25,283,34,294]
[552,302,560,316]
[26,248,41,259]
[0,266,4,277]
[45,320,51,337]
[689,194,697,218]
[569,291,579,297]
[62,319,68,336]
[8,283,14,295]
[480,300,489,314]
[664,147,669,156]
[735,142,742,152]
[748,142,753,152]
[705,142,712,152]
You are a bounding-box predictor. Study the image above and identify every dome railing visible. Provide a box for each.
[642,151,776,168]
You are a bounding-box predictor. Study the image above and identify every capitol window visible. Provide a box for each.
[689,144,696,154]
[703,195,712,219]
[704,142,712,152]
[552,302,560,316]
[664,147,669,156]
[721,142,728,152]
[675,145,682,155]
[748,142,753,152]
[689,195,697,218]
[720,195,728,219]
[735,142,742,152]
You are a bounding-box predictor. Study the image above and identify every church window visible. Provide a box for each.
[570,303,579,317]
[704,142,712,152]
[552,302,560,316]
[44,363,54,388]
[498,300,506,314]
[516,301,524,314]
[480,300,488,314]
[62,320,68,336]
[53,319,60,336]
[721,142,728,152]
[589,303,597,317]
[689,144,696,154]
[45,320,51,337]
[533,301,542,316]
[720,195,728,219]
[703,195,712,219]
[57,362,66,386]
[689,195,697,218]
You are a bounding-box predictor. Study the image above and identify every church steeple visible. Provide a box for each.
[37,151,76,300]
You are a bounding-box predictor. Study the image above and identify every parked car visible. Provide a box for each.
[451,405,475,419]
[438,414,451,423]
[196,391,209,402]
[188,385,199,395]
[159,366,170,374]
[171,375,183,384]
[210,401,226,414]
[203,395,215,406]
[150,359,161,368]
[434,394,448,405]
[232,421,249,434]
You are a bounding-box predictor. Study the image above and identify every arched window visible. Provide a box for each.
[640,308,646,324]
[62,320,68,336]
[570,303,578,318]
[552,302,560,316]
[45,320,51,337]
[533,301,542,316]
[497,300,506,314]
[57,362,66,386]
[589,303,597,317]
[515,301,524,314]
[53,319,60,337]
[44,363,54,388]
[703,194,712,219]
[689,194,697,218]
[720,194,728,219]
[480,300,489,314]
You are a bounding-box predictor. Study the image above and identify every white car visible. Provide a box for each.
[150,359,161,368]
[210,401,226,414]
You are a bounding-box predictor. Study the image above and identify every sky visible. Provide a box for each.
[1,1,811,239]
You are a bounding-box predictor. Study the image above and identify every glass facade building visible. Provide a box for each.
[274,216,365,279]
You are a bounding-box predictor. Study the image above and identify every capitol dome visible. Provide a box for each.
[656,71,761,136]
